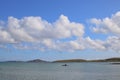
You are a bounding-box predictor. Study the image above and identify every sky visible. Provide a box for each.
[0,0,120,61]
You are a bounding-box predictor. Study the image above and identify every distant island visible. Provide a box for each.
[27,59,48,63]
[1,57,120,63]
[54,59,87,62]
[4,59,48,63]
[54,58,120,62]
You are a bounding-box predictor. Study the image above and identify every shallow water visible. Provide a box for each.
[0,62,120,80]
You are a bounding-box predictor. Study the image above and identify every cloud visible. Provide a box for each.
[0,29,15,43]
[84,36,120,53]
[90,11,120,35]
[7,15,84,42]
[0,15,85,51]
[0,12,120,53]
[85,37,106,51]
[54,38,85,52]
[105,36,120,53]
[88,11,120,53]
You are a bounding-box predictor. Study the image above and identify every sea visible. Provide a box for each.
[0,62,120,80]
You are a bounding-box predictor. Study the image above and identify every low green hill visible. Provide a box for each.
[54,57,120,62]
[54,59,87,62]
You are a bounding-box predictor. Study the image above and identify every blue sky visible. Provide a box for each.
[0,0,120,61]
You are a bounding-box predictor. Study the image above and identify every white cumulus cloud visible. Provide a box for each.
[85,37,106,51]
[0,29,15,43]
[0,13,120,53]
[105,36,120,53]
[90,11,120,35]
[0,15,85,51]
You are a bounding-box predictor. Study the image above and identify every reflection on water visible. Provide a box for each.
[0,62,120,80]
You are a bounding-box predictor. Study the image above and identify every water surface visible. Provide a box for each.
[0,62,120,80]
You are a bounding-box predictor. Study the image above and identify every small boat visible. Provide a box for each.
[62,64,68,66]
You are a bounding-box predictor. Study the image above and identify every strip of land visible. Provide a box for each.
[54,58,120,62]
[1,57,120,63]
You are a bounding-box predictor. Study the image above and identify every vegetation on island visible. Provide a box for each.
[27,59,48,63]
[54,57,120,62]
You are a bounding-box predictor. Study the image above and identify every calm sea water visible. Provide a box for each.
[0,62,120,80]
